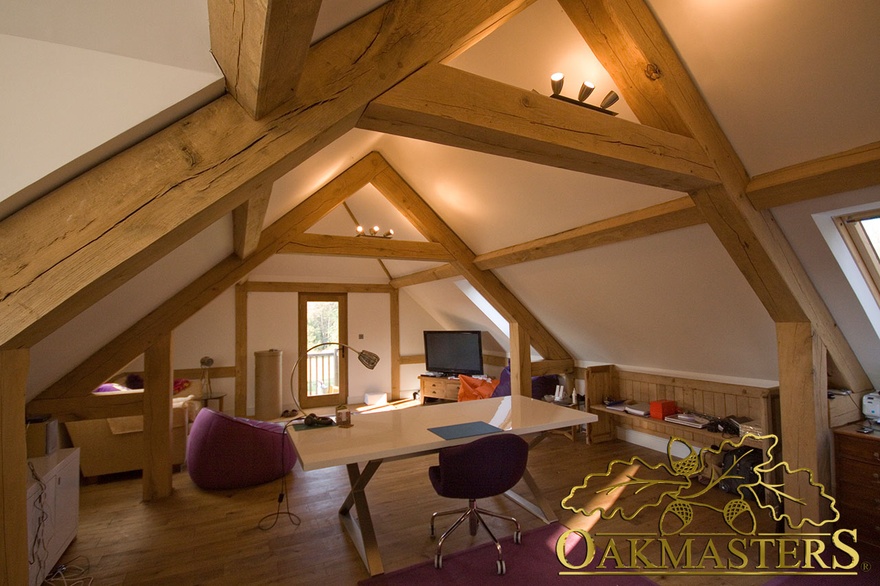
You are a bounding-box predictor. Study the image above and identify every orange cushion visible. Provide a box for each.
[457,375,499,402]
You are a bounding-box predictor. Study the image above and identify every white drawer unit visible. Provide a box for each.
[27,448,80,586]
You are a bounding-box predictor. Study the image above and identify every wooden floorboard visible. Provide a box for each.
[57,434,785,585]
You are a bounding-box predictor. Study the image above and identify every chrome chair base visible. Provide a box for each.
[430,499,522,575]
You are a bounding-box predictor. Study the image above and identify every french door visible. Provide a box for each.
[297,293,349,409]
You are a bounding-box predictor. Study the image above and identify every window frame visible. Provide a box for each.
[836,210,880,307]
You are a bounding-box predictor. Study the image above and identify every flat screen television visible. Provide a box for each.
[423,330,483,376]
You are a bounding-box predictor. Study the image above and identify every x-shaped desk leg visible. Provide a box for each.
[503,432,557,523]
[339,460,384,576]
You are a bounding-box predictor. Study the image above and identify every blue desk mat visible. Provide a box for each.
[428,421,502,440]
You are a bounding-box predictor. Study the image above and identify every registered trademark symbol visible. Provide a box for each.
[862,561,872,572]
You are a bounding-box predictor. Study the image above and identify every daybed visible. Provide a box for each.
[64,382,194,478]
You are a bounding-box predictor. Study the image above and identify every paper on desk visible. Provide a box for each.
[428,420,502,440]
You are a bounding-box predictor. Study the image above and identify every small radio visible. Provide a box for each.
[863,391,880,419]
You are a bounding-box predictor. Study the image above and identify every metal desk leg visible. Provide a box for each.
[339,460,384,576]
[502,432,558,523]
[503,467,557,524]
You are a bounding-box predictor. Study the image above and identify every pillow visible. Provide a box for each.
[173,378,191,394]
[93,383,129,393]
[457,375,499,402]
[530,374,559,400]
[489,367,559,400]
[491,367,511,397]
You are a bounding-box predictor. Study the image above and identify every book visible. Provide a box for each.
[604,399,628,412]
[664,413,709,428]
[623,402,651,417]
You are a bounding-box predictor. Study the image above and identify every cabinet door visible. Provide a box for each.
[49,450,80,554]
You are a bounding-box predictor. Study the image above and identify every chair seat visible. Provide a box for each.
[428,433,529,575]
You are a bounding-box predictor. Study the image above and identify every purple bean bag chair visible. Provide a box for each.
[187,408,297,490]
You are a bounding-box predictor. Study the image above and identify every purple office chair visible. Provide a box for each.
[428,433,529,575]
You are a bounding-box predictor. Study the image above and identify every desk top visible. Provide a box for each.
[289,395,597,471]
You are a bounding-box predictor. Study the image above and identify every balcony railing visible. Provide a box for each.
[305,349,339,396]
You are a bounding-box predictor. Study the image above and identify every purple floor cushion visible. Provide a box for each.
[187,408,297,490]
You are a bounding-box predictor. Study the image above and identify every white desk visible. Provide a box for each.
[289,395,597,576]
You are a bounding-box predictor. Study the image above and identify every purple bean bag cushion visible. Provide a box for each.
[187,408,297,490]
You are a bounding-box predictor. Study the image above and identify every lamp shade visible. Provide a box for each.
[577,81,595,102]
[550,72,564,95]
[600,90,619,109]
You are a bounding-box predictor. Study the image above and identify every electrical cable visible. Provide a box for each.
[28,461,49,581]
[258,420,302,530]
[44,555,93,585]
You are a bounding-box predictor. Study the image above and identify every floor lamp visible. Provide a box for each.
[287,342,380,415]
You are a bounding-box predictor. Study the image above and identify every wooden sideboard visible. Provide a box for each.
[419,376,460,404]
[834,424,880,547]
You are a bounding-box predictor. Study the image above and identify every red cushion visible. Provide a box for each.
[457,375,499,401]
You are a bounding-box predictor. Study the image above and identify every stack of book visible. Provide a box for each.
[664,413,710,428]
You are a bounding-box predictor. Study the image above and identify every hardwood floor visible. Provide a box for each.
[57,434,806,585]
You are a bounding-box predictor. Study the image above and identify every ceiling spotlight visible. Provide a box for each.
[600,90,619,110]
[356,224,394,239]
[550,72,564,95]
[577,81,595,102]
[543,72,618,116]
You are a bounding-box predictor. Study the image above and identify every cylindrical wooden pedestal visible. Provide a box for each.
[254,349,282,420]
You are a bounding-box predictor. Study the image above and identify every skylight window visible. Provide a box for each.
[837,211,880,305]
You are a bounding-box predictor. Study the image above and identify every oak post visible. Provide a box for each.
[143,332,173,501]
[0,348,29,586]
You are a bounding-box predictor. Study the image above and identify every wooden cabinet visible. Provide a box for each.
[834,425,880,547]
[419,376,460,403]
[27,448,80,586]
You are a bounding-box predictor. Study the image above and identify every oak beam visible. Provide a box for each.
[208,0,322,119]
[235,283,247,417]
[233,184,273,258]
[280,234,453,262]
[360,63,718,192]
[244,281,394,294]
[372,159,570,360]
[26,392,144,422]
[142,332,173,501]
[390,289,401,398]
[557,0,690,136]
[530,359,575,376]
[509,322,532,397]
[748,141,880,210]
[389,264,458,289]
[0,348,29,586]
[34,153,387,404]
[475,196,702,270]
[0,0,534,351]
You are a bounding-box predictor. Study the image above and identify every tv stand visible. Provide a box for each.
[419,375,460,404]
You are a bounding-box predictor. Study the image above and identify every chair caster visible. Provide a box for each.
[497,559,506,575]
[434,553,443,569]
[513,530,522,544]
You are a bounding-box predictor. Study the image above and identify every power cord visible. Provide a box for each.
[258,420,301,530]
[27,461,49,581]
[44,556,93,585]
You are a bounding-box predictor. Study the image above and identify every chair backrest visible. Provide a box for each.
[431,433,529,500]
